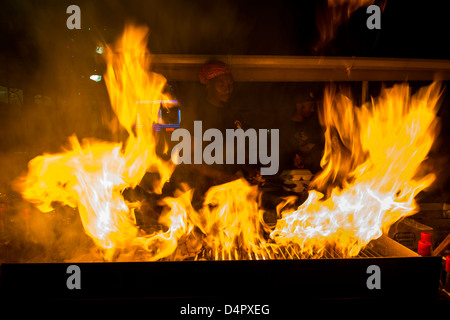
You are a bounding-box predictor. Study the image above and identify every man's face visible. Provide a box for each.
[296,101,316,118]
[207,74,234,104]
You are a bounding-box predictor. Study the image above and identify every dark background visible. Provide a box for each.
[1,0,449,61]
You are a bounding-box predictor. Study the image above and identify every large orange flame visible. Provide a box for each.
[104,24,175,193]
[14,25,175,260]
[14,24,441,261]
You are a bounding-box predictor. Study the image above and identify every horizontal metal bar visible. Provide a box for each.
[151,54,450,82]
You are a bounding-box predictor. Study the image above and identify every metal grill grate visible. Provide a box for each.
[114,234,415,262]
[190,244,383,261]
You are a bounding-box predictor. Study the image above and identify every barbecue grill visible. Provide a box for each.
[1,54,448,303]
[0,56,449,300]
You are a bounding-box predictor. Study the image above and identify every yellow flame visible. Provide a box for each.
[272,83,441,257]
[104,24,175,193]
[132,179,268,261]
[198,179,268,259]
[14,25,175,259]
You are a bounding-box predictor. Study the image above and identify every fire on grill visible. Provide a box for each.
[6,24,442,265]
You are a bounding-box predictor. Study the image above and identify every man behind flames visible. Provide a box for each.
[166,60,253,209]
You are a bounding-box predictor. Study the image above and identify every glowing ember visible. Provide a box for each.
[13,24,441,261]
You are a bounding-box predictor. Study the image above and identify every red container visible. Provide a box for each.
[420,231,433,243]
[417,240,432,256]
